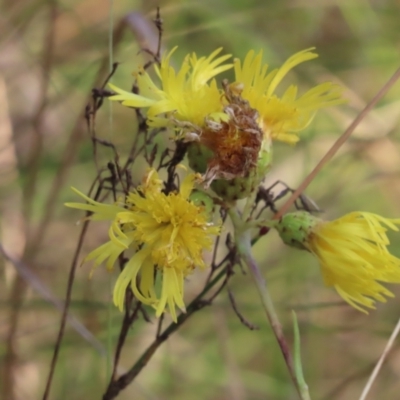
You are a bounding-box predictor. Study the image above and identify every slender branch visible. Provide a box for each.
[108,301,142,384]
[230,208,304,399]
[359,316,400,400]
[41,218,91,400]
[274,66,400,220]
[228,289,259,330]
[155,313,164,338]
[102,266,229,400]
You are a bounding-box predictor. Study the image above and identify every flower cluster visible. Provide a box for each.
[110,47,342,143]
[109,47,343,193]
[68,43,400,320]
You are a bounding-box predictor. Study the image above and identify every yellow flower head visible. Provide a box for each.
[231,48,344,144]
[274,211,400,312]
[109,47,232,128]
[65,169,220,322]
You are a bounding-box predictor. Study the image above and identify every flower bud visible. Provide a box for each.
[273,211,321,250]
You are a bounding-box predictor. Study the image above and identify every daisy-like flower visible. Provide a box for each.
[109,47,232,128]
[231,48,344,144]
[65,169,220,322]
[273,211,400,312]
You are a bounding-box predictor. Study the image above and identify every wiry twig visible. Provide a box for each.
[42,175,109,400]
[211,209,228,269]
[102,266,229,400]
[138,7,163,70]
[164,140,189,193]
[42,220,90,400]
[274,66,400,221]
[107,300,143,385]
[86,64,119,173]
[359,316,400,400]
[155,314,164,339]
[228,289,259,330]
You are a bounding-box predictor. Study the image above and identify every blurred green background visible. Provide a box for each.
[1,0,400,399]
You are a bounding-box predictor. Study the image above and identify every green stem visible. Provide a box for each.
[229,208,308,400]
[292,311,311,400]
[242,189,257,222]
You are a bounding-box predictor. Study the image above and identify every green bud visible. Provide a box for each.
[189,190,215,215]
[187,142,212,175]
[273,212,321,250]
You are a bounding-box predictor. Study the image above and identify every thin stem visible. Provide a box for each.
[102,265,229,399]
[358,316,400,400]
[242,190,257,222]
[230,208,306,400]
[275,66,400,220]
[106,300,142,388]
[42,219,90,400]
[292,311,311,400]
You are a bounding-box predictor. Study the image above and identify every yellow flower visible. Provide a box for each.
[65,170,220,322]
[109,47,232,128]
[274,211,400,312]
[231,48,344,144]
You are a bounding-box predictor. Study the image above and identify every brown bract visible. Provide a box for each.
[201,81,263,185]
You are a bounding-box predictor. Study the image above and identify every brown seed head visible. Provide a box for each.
[201,80,263,185]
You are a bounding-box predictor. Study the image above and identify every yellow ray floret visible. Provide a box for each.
[232,48,344,144]
[109,47,232,128]
[306,212,400,312]
[65,170,220,322]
